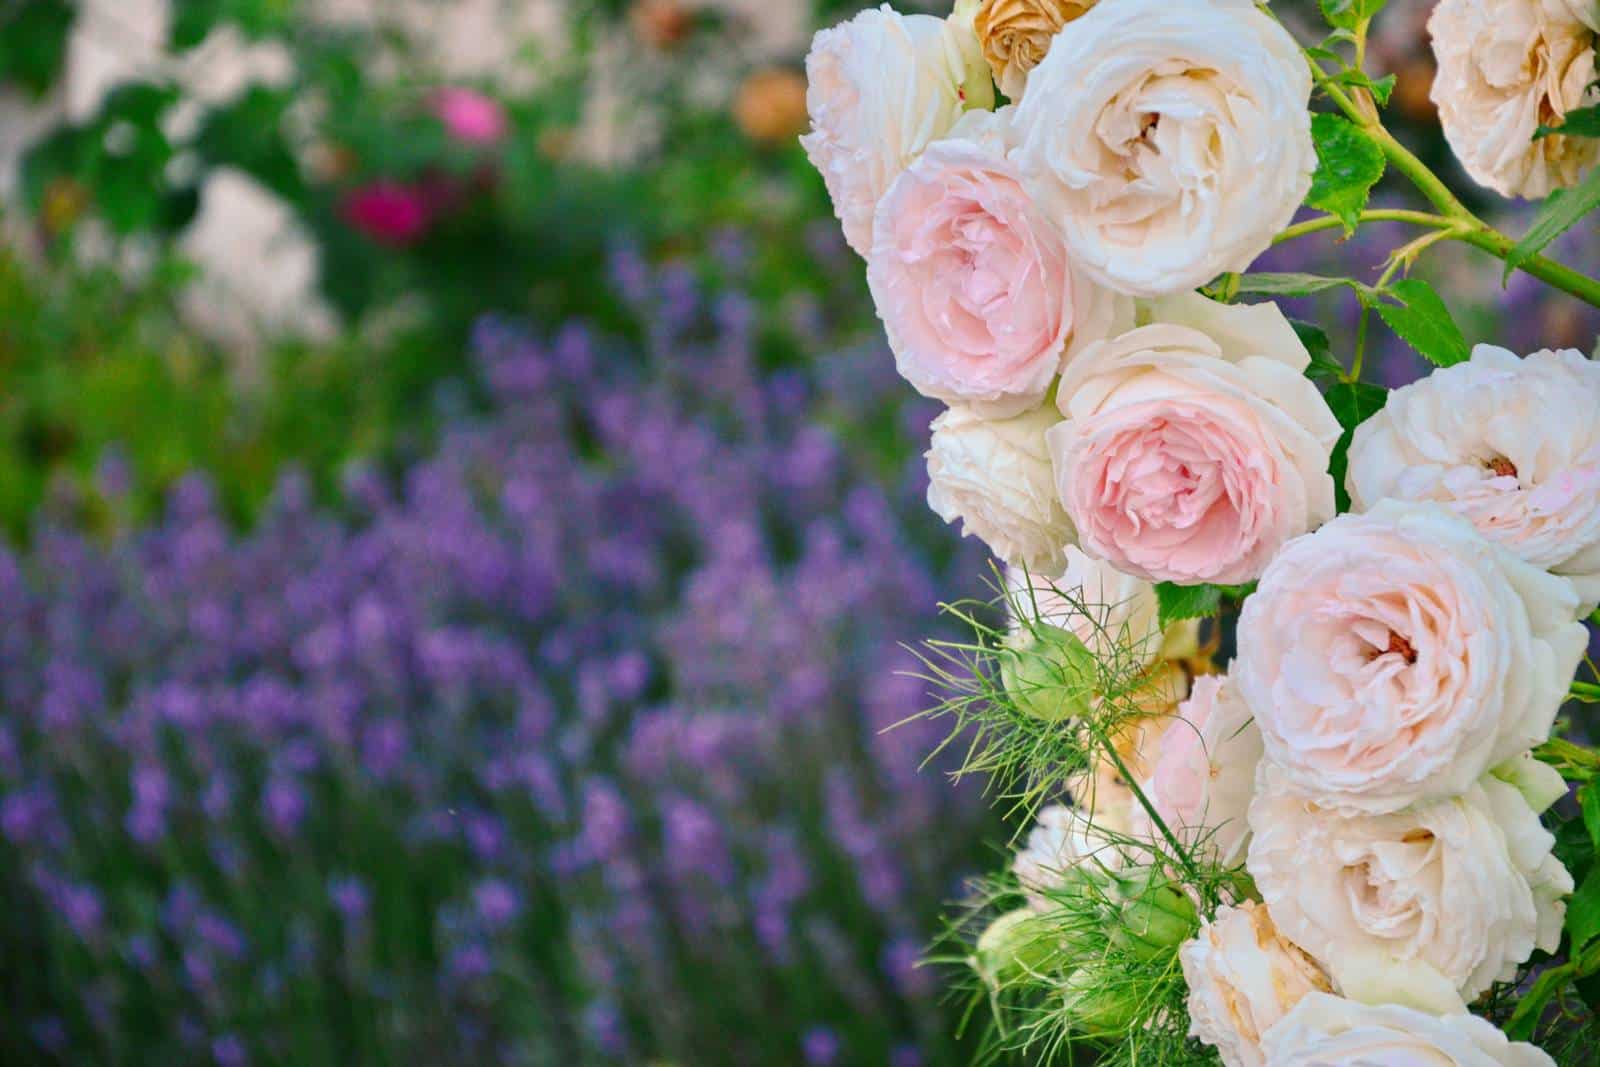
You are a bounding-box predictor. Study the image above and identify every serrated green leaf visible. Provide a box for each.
[1570,866,1600,953]
[1319,0,1388,30]
[1536,105,1600,141]
[1325,381,1388,513]
[1308,114,1386,234]
[1506,960,1577,1040]
[1375,279,1471,367]
[1504,165,1600,281]
[1290,320,1346,382]
[1331,70,1397,108]
[1232,272,1373,298]
[1324,381,1388,432]
[1156,583,1223,627]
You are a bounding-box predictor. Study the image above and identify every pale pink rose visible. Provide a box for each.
[1132,673,1263,867]
[1045,295,1340,585]
[1180,902,1330,1067]
[801,6,987,257]
[1250,767,1573,1002]
[1348,344,1600,609]
[868,109,1125,417]
[433,87,508,146]
[1237,500,1589,813]
[1263,994,1556,1067]
[1429,0,1600,199]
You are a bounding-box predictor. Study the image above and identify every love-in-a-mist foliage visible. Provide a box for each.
[801,0,1600,1062]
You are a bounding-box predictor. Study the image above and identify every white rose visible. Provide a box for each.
[1005,547,1162,666]
[1429,0,1600,199]
[1180,902,1331,1067]
[1013,802,1129,911]
[1046,294,1341,586]
[1248,768,1573,1001]
[927,403,1074,572]
[1236,500,1588,813]
[1349,344,1600,610]
[1262,994,1556,1067]
[1132,673,1264,868]
[802,5,989,257]
[1009,0,1314,296]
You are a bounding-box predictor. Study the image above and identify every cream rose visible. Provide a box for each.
[1429,0,1600,200]
[801,5,989,257]
[1045,294,1341,586]
[1009,0,1314,296]
[1249,768,1573,1001]
[1180,903,1331,1067]
[973,0,1096,100]
[928,403,1074,572]
[1349,344,1600,609]
[1013,802,1129,910]
[869,109,1127,418]
[1132,673,1263,867]
[1262,994,1556,1066]
[1236,500,1588,813]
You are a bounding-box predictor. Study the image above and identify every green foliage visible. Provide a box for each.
[1154,583,1254,628]
[1308,113,1387,234]
[1318,0,1389,29]
[1324,380,1388,512]
[0,0,74,97]
[1535,105,1600,142]
[1292,319,1347,382]
[1374,278,1471,367]
[1504,167,1600,281]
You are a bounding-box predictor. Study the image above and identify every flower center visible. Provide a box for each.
[1486,456,1518,479]
[1372,631,1417,665]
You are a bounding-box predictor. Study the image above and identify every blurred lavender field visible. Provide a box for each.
[0,246,995,1065]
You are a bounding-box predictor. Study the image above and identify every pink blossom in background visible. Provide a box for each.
[432,87,508,146]
[342,182,433,246]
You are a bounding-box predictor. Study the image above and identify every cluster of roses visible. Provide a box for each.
[802,0,1600,1062]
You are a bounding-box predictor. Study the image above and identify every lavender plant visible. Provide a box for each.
[0,243,995,1065]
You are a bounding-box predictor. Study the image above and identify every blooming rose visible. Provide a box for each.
[869,109,1127,417]
[1262,994,1556,1067]
[1046,294,1340,586]
[802,5,991,257]
[973,0,1096,100]
[1429,0,1600,199]
[1236,500,1588,812]
[1014,802,1129,910]
[1132,673,1263,867]
[928,403,1074,572]
[1180,903,1330,1067]
[1249,768,1573,1001]
[1009,0,1314,296]
[1349,344,1600,609]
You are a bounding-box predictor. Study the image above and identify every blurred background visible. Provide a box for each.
[0,1,1594,1064]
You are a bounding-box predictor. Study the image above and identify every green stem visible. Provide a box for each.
[1097,737,1202,883]
[1272,209,1453,246]
[1573,681,1600,703]
[1302,49,1600,311]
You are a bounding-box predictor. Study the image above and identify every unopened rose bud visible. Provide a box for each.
[733,68,809,147]
[1000,624,1097,721]
[1111,870,1197,962]
[973,0,1097,100]
[973,907,1057,989]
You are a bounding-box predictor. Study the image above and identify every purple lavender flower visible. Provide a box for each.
[802,1026,842,1066]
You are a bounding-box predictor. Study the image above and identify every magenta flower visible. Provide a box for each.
[432,87,508,147]
[341,182,432,246]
